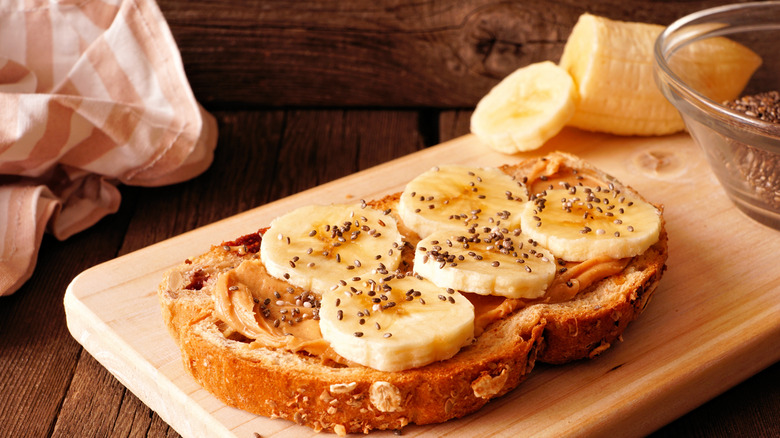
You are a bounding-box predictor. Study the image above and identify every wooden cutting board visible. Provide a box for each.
[64,129,780,438]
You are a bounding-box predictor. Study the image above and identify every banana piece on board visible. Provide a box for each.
[519,187,662,261]
[319,273,475,372]
[470,61,578,153]
[260,204,404,295]
[559,13,761,136]
[559,13,681,136]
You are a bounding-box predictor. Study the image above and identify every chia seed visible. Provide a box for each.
[723,91,780,209]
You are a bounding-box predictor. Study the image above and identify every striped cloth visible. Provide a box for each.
[0,0,218,295]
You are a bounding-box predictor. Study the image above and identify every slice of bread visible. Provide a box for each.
[158,152,668,435]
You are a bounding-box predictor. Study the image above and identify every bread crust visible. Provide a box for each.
[158,152,668,434]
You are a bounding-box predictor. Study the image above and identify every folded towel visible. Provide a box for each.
[0,0,218,295]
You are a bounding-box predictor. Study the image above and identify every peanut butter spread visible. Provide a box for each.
[213,257,348,365]
[466,255,628,336]
[211,155,633,366]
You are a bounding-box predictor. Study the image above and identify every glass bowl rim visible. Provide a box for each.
[653,1,780,140]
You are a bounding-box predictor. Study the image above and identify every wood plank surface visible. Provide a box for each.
[61,126,780,437]
[1,109,779,437]
[159,0,758,107]
[3,1,780,436]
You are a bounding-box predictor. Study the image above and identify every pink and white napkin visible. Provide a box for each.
[1,0,218,295]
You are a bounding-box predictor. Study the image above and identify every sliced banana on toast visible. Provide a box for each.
[260,204,404,295]
[399,164,554,299]
[319,273,475,372]
[414,229,557,299]
[398,164,528,238]
[163,152,669,434]
[258,159,662,371]
[520,187,662,261]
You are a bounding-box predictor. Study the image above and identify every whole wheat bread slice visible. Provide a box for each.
[158,152,668,434]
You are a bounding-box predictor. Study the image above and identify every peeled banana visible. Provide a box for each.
[667,27,762,104]
[559,13,683,136]
[471,13,762,148]
[559,13,761,136]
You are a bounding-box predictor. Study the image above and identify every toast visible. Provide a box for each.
[158,152,668,434]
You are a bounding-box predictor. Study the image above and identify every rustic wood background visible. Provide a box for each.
[163,0,755,108]
[1,0,777,437]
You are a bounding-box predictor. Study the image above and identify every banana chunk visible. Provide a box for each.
[559,13,682,135]
[559,13,760,136]
[319,273,475,372]
[519,187,661,261]
[398,164,528,238]
[414,230,556,299]
[260,204,404,294]
[470,61,578,153]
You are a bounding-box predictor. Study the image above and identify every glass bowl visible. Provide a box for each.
[654,1,780,230]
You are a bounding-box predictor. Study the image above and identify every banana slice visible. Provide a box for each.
[398,164,528,239]
[319,273,475,371]
[559,13,760,136]
[413,230,556,299]
[519,187,661,261]
[470,61,578,153]
[260,204,404,294]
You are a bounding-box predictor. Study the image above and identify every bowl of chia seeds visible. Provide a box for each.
[654,1,780,230]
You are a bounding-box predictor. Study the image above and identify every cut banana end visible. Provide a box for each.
[470,61,578,153]
[519,188,661,261]
[414,230,556,299]
[398,164,528,239]
[260,204,404,294]
[559,13,761,136]
[319,273,475,372]
[560,13,682,136]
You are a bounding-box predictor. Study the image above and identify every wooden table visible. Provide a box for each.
[1,1,778,437]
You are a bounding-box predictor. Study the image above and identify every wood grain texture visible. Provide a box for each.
[1,109,778,437]
[59,110,427,437]
[2,2,779,436]
[0,205,132,437]
[159,0,756,107]
[61,127,780,438]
